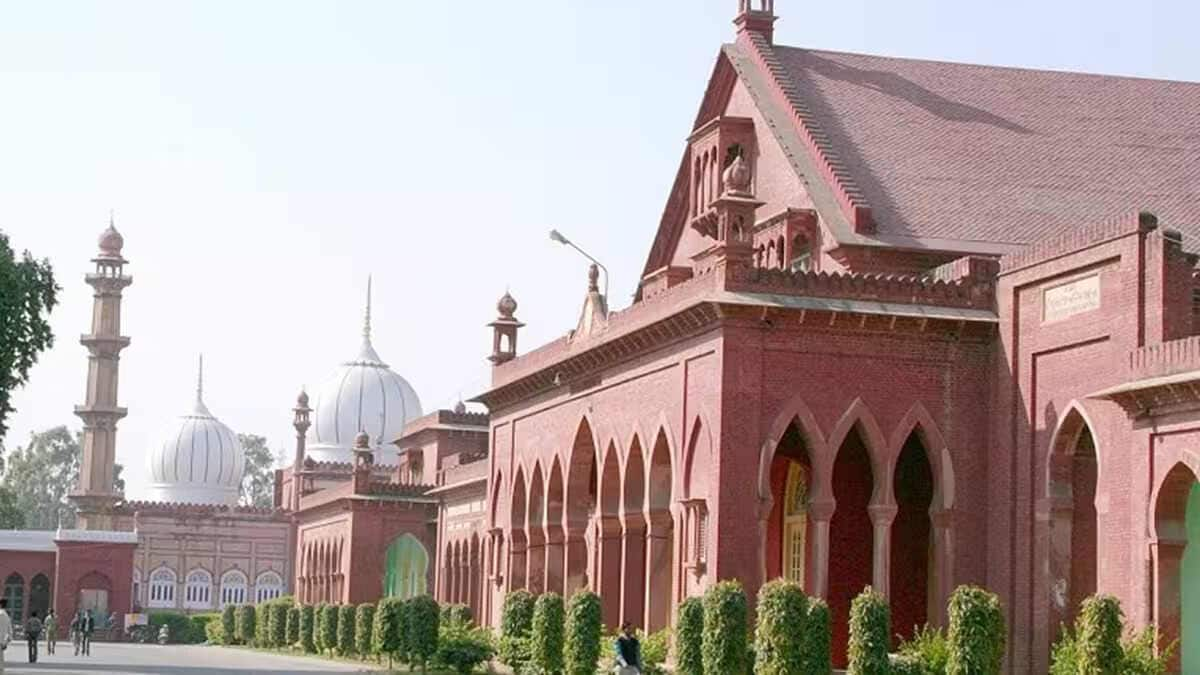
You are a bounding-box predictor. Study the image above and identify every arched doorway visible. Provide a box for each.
[546,460,566,595]
[891,430,934,642]
[77,571,113,619]
[527,465,547,594]
[3,573,24,621]
[28,574,50,619]
[384,534,429,599]
[766,420,814,588]
[1047,410,1098,641]
[597,443,622,629]
[564,419,598,595]
[829,425,875,668]
[644,429,674,632]
[1154,462,1200,672]
[621,437,647,628]
[509,469,528,590]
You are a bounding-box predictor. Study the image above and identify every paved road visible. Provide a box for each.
[0,640,381,674]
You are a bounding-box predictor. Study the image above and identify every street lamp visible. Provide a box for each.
[549,229,609,305]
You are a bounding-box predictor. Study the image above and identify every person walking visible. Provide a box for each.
[0,598,13,674]
[23,611,42,663]
[614,621,642,674]
[43,610,57,655]
[79,610,94,656]
[70,610,82,656]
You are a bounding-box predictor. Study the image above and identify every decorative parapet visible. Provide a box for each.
[1129,336,1200,381]
[999,210,1157,275]
[437,453,489,487]
[116,500,289,519]
[398,409,489,442]
[925,256,1000,284]
[55,529,139,544]
[736,35,874,232]
[726,264,994,310]
[364,481,434,499]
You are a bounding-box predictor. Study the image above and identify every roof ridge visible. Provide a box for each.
[778,44,1200,88]
[738,34,875,233]
[998,210,1158,275]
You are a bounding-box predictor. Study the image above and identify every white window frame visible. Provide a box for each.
[132,568,142,606]
[183,568,213,610]
[220,570,248,608]
[254,571,283,604]
[147,566,177,609]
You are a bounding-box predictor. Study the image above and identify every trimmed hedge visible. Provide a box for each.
[313,603,327,653]
[564,591,602,675]
[441,603,473,627]
[147,611,204,644]
[498,589,536,670]
[205,617,224,644]
[803,598,833,675]
[299,604,316,653]
[270,603,288,648]
[407,595,441,668]
[338,604,356,656]
[675,596,705,675]
[221,604,237,645]
[355,603,375,657]
[286,605,300,647]
[256,602,269,646]
[642,628,669,675]
[435,622,495,675]
[702,580,749,675]
[531,592,566,675]
[848,586,890,675]
[947,585,1006,675]
[319,604,338,655]
[1077,595,1124,674]
[235,605,257,646]
[373,598,404,665]
[754,579,808,675]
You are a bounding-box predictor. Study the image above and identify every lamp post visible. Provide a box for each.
[549,229,609,303]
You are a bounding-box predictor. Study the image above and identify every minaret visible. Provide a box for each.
[71,215,132,530]
[291,387,311,511]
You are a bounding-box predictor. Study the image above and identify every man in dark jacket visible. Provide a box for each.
[23,611,41,663]
[614,621,641,674]
[79,610,94,656]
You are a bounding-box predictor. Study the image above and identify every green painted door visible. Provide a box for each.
[1183,483,1200,673]
[384,534,429,599]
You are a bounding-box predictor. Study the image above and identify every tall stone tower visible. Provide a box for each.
[71,217,132,530]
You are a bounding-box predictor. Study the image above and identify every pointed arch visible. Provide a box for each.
[1152,460,1200,672]
[621,432,648,627]
[758,394,828,501]
[384,534,429,599]
[889,401,954,510]
[645,426,676,632]
[596,441,623,629]
[1044,400,1104,502]
[685,413,715,500]
[527,462,547,594]
[509,466,529,590]
[827,397,888,502]
[546,456,566,595]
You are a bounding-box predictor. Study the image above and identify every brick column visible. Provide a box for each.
[869,503,898,598]
[643,510,674,632]
[620,516,647,628]
[596,515,623,630]
[563,524,588,594]
[1152,538,1186,673]
[930,508,955,627]
[544,528,565,596]
[808,497,835,598]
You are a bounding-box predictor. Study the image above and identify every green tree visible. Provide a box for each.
[237,434,275,508]
[0,232,58,442]
[373,598,404,667]
[675,596,705,675]
[0,426,124,528]
[754,579,808,675]
[848,586,890,675]
[299,605,316,653]
[221,605,237,645]
[407,595,440,670]
[0,485,22,529]
[564,591,602,675]
[355,603,375,658]
[531,592,565,674]
[703,580,749,675]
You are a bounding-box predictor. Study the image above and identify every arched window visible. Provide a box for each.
[384,534,429,599]
[132,568,142,606]
[783,462,809,584]
[3,573,24,621]
[148,567,177,608]
[220,570,248,607]
[255,571,284,603]
[184,569,213,609]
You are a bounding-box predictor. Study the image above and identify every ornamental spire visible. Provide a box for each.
[355,275,385,365]
[363,274,373,341]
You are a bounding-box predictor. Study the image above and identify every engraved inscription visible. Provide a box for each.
[1043,274,1100,323]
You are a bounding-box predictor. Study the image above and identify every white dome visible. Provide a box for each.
[307,336,422,464]
[307,281,422,463]
[146,359,244,505]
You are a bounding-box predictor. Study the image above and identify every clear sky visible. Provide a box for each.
[2,0,1197,500]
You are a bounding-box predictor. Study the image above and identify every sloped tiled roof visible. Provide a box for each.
[767,46,1200,248]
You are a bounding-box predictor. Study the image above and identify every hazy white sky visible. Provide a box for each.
[2,0,1197,499]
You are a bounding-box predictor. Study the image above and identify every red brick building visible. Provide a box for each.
[472,2,1200,672]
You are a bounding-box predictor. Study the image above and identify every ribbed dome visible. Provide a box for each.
[306,279,422,463]
[146,357,244,505]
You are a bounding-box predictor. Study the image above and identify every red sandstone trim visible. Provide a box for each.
[1129,335,1200,380]
[998,210,1156,275]
[117,499,288,517]
[726,265,994,310]
[737,35,875,232]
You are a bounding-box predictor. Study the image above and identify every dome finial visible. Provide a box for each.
[197,353,204,403]
[363,274,373,341]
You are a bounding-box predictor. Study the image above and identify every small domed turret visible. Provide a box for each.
[98,220,125,257]
[497,291,518,319]
[723,154,753,196]
[354,430,371,449]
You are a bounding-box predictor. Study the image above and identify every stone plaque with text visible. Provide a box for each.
[1043,274,1101,323]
